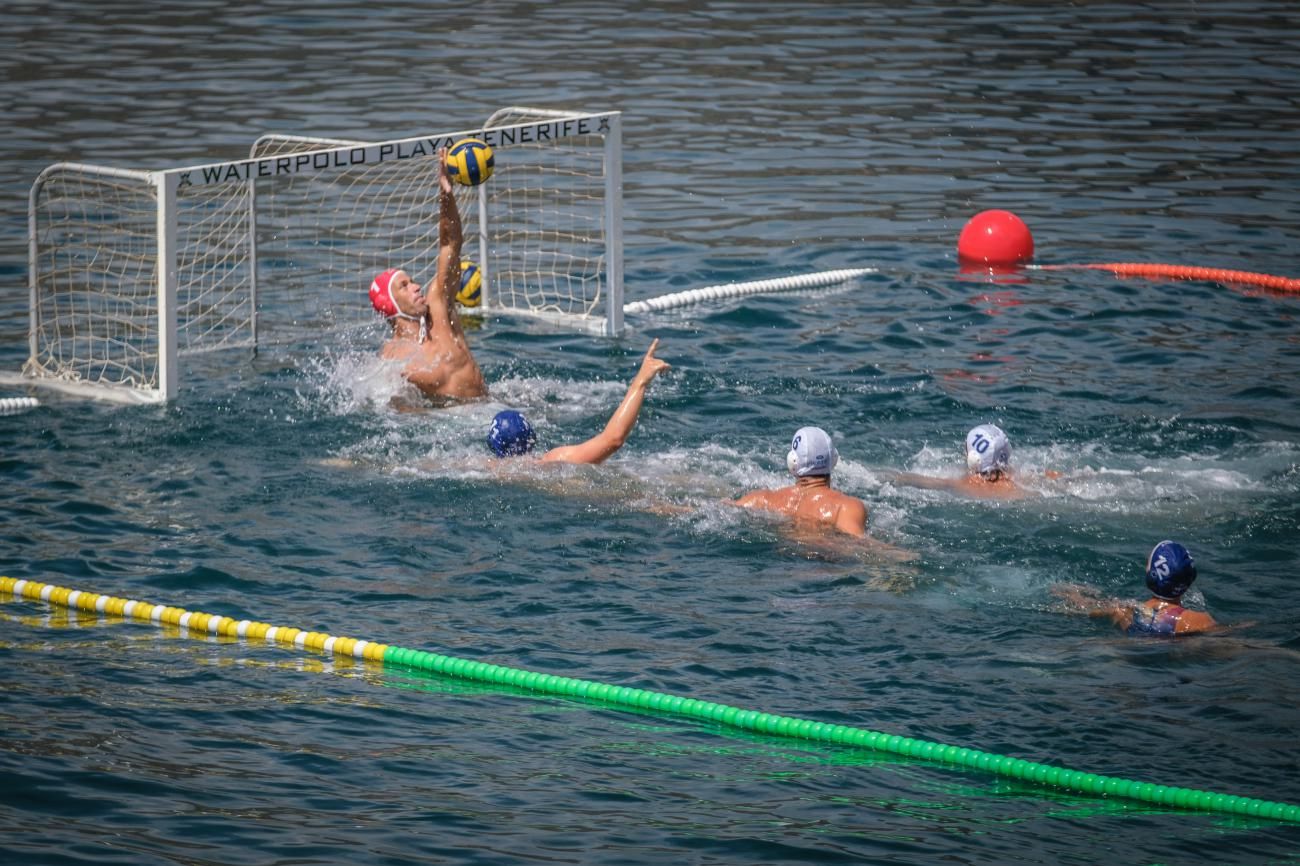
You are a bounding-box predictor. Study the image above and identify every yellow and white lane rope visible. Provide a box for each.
[1,576,389,661]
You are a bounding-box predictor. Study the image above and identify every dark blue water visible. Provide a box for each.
[2,3,1299,864]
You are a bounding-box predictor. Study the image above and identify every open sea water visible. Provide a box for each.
[2,2,1299,864]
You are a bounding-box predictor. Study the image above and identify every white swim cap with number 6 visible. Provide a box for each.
[965,424,1011,476]
[786,426,839,477]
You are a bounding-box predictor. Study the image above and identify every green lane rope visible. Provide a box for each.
[4,575,1296,823]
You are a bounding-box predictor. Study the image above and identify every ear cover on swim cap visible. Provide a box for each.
[1145,540,1197,601]
[370,269,401,318]
[965,424,1011,476]
[488,410,536,457]
[786,426,838,477]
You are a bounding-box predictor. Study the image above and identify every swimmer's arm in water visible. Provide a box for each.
[1051,583,1133,627]
[388,393,438,414]
[541,339,670,465]
[641,500,696,516]
[886,471,962,492]
[857,534,918,562]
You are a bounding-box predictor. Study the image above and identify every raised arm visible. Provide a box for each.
[542,339,671,465]
[425,147,468,341]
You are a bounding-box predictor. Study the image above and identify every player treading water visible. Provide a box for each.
[1053,541,1221,636]
[888,423,1047,499]
[733,426,870,538]
[729,427,917,568]
[369,147,487,404]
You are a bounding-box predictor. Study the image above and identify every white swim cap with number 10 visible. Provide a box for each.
[965,424,1011,476]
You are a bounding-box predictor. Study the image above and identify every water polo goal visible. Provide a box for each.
[2,106,624,404]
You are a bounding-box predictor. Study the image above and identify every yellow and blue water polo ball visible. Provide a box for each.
[447,138,495,186]
[457,260,482,307]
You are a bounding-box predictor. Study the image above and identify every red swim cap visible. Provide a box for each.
[369,269,400,318]
[957,210,1034,265]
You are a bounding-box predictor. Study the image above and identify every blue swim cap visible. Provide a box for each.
[488,410,535,457]
[1145,540,1197,600]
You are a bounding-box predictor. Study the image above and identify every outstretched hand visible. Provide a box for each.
[635,338,671,384]
[437,147,454,196]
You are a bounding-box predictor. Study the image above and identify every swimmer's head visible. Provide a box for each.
[370,268,424,323]
[488,410,536,457]
[1145,540,1197,601]
[965,424,1011,478]
[786,426,838,477]
[370,268,401,318]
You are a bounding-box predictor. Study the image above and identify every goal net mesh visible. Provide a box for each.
[28,167,163,392]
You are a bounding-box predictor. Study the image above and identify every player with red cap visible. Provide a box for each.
[372,147,487,404]
[369,268,419,322]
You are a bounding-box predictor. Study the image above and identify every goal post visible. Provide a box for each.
[2,108,624,403]
[478,106,624,337]
[9,162,179,404]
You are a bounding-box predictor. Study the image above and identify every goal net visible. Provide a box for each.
[4,107,623,403]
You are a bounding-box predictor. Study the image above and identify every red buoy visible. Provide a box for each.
[957,210,1034,265]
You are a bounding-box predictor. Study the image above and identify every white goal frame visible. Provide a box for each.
[3,107,623,404]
